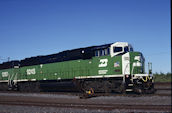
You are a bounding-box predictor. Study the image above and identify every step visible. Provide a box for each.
[126,89,133,91]
[128,84,133,86]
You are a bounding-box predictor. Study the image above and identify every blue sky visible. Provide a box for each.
[0,0,171,73]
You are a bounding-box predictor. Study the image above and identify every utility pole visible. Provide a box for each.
[0,56,10,62]
[8,57,10,62]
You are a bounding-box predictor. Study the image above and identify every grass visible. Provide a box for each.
[154,72,171,82]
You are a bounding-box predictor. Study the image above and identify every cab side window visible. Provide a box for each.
[107,48,110,55]
[95,48,110,57]
[99,50,103,56]
[95,50,99,56]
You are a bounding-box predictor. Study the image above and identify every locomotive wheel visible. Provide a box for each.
[133,84,143,94]
[118,83,126,94]
[81,81,95,94]
[143,80,153,90]
[133,81,154,94]
[80,79,115,93]
[0,83,8,91]
[81,81,91,92]
[18,81,40,92]
[103,81,112,93]
[143,81,155,94]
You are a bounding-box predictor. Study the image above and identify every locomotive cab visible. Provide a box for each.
[110,42,133,57]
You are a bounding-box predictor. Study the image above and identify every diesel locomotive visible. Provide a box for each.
[0,42,154,94]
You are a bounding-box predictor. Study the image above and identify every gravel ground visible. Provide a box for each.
[0,92,171,105]
[0,92,171,113]
[154,82,171,89]
[156,89,171,94]
[0,105,170,113]
[0,82,171,113]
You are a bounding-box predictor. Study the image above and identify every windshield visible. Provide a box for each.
[130,47,133,52]
[124,46,129,53]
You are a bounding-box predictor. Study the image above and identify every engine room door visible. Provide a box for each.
[8,66,20,89]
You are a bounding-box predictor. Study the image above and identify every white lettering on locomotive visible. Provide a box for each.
[26,68,36,75]
[98,70,108,74]
[98,59,108,67]
[2,72,9,77]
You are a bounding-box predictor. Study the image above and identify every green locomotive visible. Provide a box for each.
[0,42,154,94]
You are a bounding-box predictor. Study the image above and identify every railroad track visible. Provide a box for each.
[0,82,171,113]
[0,91,170,98]
[0,86,171,98]
[0,100,171,112]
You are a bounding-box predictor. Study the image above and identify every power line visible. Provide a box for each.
[0,56,10,62]
[146,52,169,56]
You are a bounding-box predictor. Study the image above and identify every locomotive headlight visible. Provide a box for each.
[133,62,142,67]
